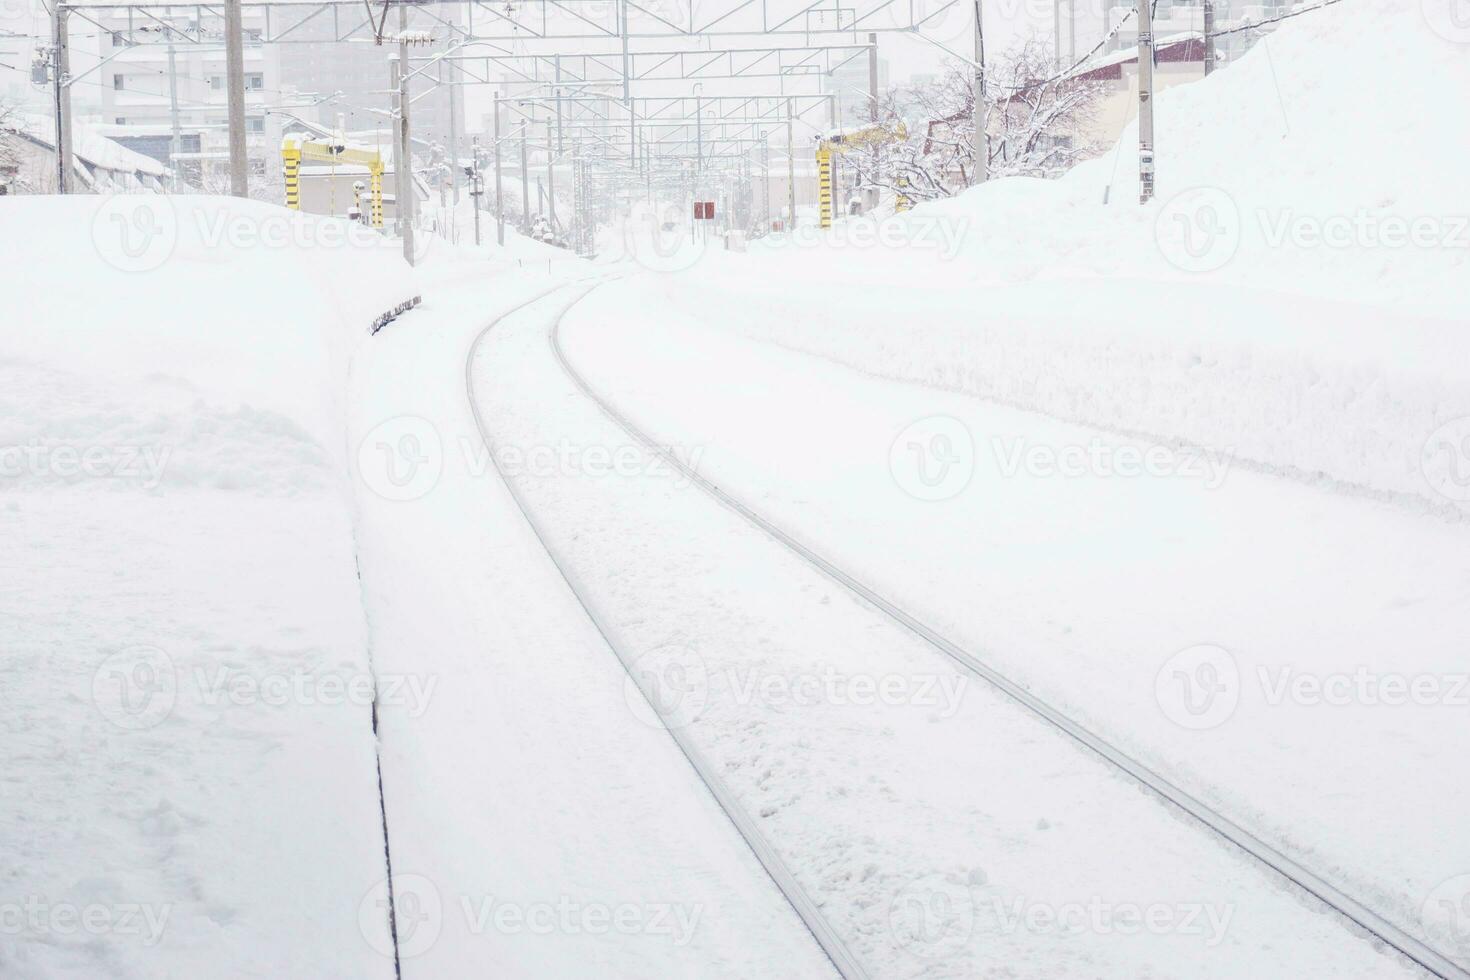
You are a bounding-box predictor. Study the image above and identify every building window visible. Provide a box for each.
[113,74,125,90]
[111,31,126,47]
[115,117,126,125]
[210,75,224,91]
[245,72,264,91]
[246,117,265,133]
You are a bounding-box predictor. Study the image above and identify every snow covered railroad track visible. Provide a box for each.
[545,282,1468,980]
[465,280,867,980]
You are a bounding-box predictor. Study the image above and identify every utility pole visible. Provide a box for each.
[1138,0,1156,203]
[971,0,988,185]
[545,118,557,232]
[1202,0,1216,76]
[50,4,72,193]
[868,33,879,124]
[761,129,770,231]
[1053,0,1061,65]
[519,122,529,231]
[223,0,248,196]
[785,97,795,230]
[470,136,482,246]
[493,91,504,245]
[446,58,460,203]
[166,35,182,191]
[396,6,415,262]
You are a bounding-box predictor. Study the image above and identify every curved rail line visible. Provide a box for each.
[547,280,1468,980]
[465,280,869,980]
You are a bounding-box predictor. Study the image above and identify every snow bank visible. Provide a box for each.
[669,0,1470,513]
[1,195,419,977]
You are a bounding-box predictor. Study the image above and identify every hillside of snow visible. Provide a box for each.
[657,0,1468,515]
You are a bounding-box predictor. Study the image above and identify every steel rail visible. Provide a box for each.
[548,281,1469,980]
[464,280,869,980]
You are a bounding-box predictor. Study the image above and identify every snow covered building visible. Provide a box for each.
[0,113,170,194]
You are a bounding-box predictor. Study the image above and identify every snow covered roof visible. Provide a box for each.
[12,112,171,178]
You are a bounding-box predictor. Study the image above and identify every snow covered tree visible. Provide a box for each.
[855,38,1107,204]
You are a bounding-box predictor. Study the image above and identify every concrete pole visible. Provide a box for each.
[397,8,415,261]
[223,0,248,196]
[868,33,879,124]
[50,4,72,194]
[1203,0,1216,76]
[493,91,504,245]
[471,136,482,246]
[519,123,529,229]
[785,97,795,229]
[166,35,182,191]
[446,58,460,203]
[971,0,988,185]
[1138,0,1156,203]
[545,119,557,231]
[1054,0,1061,65]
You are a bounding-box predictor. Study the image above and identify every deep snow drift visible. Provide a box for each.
[633,0,1469,515]
[0,196,417,977]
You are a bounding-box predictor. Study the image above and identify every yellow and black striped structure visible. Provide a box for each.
[280,136,386,229]
[816,146,834,229]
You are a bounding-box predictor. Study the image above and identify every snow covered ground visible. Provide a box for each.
[0,196,415,976]
[5,0,1467,975]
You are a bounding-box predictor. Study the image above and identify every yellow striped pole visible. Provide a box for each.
[369,163,384,229]
[282,145,301,210]
[895,175,912,213]
[817,146,833,229]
